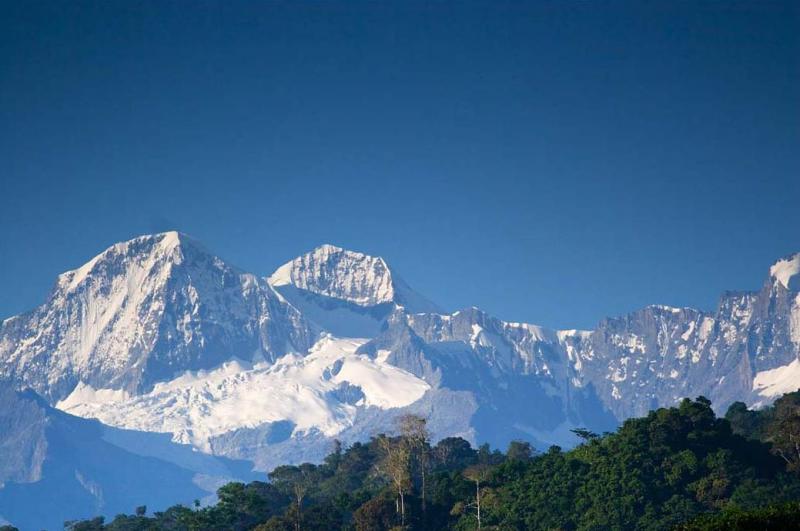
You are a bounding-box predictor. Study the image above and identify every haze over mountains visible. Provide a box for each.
[1,232,799,529]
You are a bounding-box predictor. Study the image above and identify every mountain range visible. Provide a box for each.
[1,232,798,529]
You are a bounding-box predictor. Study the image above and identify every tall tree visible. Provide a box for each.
[463,464,492,530]
[269,463,315,531]
[397,414,431,513]
[375,434,412,527]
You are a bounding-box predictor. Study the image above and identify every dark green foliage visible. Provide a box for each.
[727,390,800,474]
[432,437,476,470]
[495,396,795,530]
[66,517,106,531]
[724,401,764,439]
[352,494,399,531]
[64,396,800,530]
[676,501,800,530]
[504,440,534,463]
[570,428,599,441]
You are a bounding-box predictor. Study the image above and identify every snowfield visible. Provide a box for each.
[57,335,430,451]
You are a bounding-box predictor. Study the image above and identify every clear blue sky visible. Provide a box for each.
[1,1,798,329]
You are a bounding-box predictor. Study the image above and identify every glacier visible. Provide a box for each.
[57,335,431,452]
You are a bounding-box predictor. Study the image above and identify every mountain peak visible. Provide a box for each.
[315,243,347,253]
[56,231,199,293]
[268,244,395,306]
[268,245,440,313]
[769,252,800,290]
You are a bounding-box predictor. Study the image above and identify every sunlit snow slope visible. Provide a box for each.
[58,336,430,451]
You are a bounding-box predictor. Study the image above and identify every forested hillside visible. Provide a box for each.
[59,394,800,531]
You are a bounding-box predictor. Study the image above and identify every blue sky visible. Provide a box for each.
[1,1,798,329]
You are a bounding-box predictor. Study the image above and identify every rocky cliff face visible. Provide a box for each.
[355,308,615,449]
[579,256,800,418]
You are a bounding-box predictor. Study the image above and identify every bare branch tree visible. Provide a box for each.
[376,434,412,527]
[463,464,492,530]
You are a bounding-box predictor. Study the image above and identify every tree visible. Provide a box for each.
[725,401,763,439]
[463,464,492,530]
[135,505,147,517]
[269,464,315,531]
[324,439,344,471]
[676,501,800,530]
[397,414,431,512]
[376,434,412,527]
[65,517,105,531]
[506,440,534,462]
[57,395,800,531]
[570,427,599,441]
[767,393,800,473]
[434,437,476,470]
[353,496,398,531]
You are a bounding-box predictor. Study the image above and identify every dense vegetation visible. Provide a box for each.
[674,501,800,530]
[60,393,800,531]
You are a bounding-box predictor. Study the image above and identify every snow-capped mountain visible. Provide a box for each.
[1,234,799,527]
[0,232,315,402]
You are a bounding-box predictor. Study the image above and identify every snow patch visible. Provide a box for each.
[790,294,800,346]
[681,321,695,341]
[268,262,293,287]
[649,304,682,314]
[699,317,715,341]
[753,358,800,398]
[57,382,130,410]
[556,329,592,342]
[375,349,392,363]
[505,322,554,342]
[770,254,800,290]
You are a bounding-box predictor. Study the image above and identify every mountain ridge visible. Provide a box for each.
[0,232,798,476]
